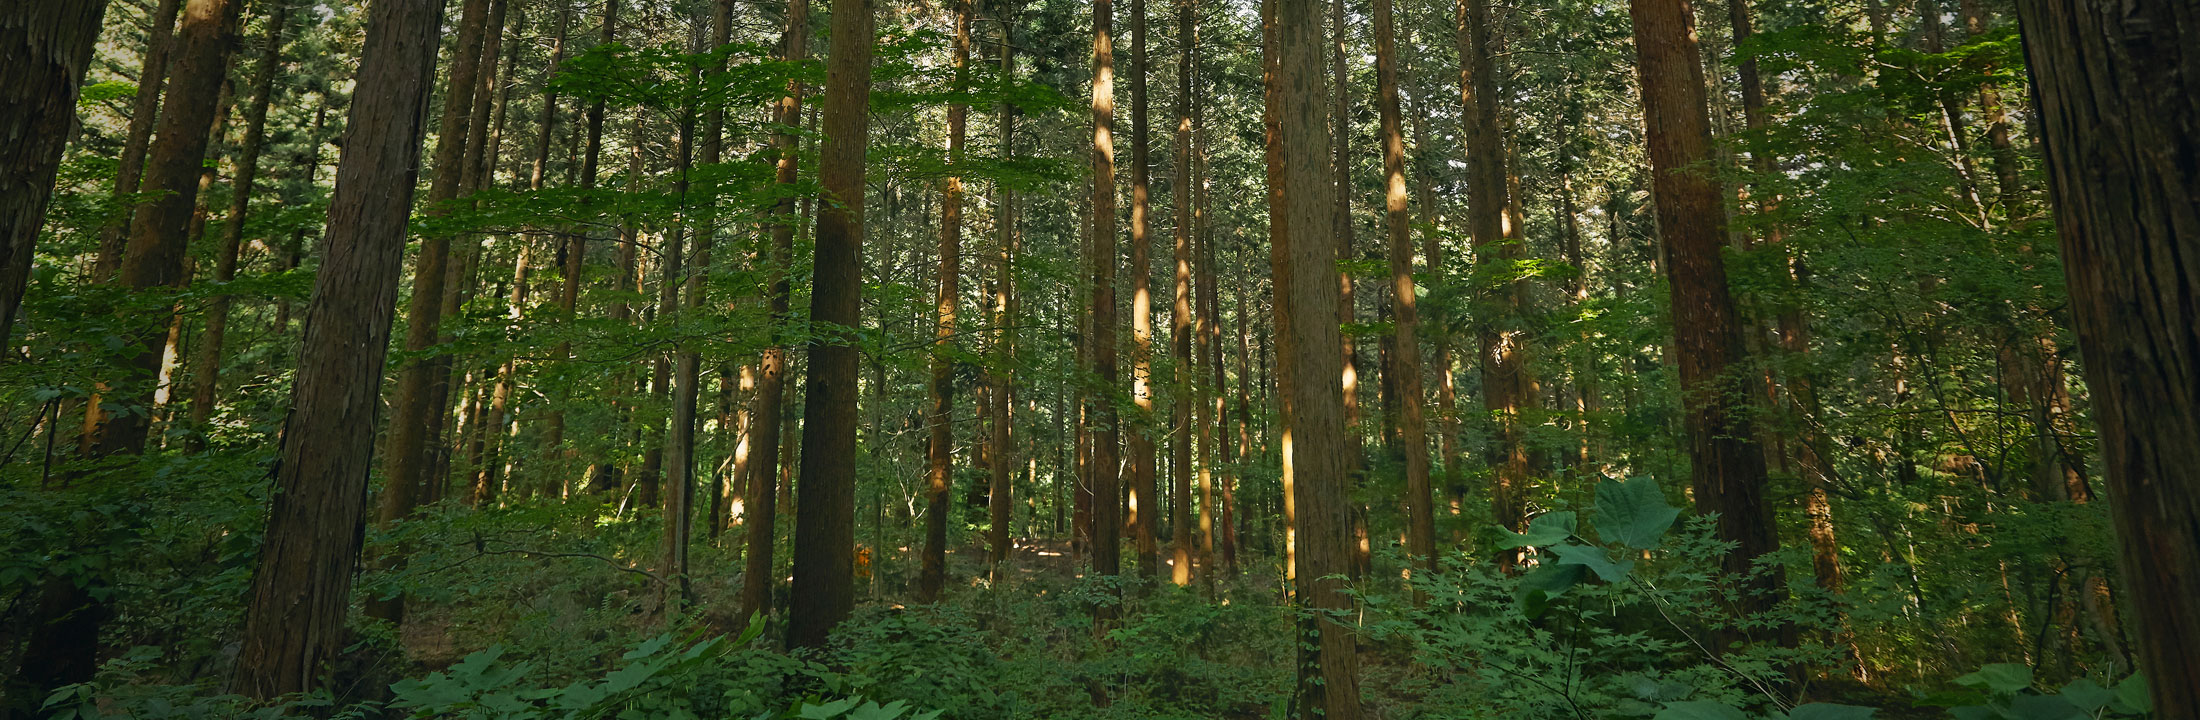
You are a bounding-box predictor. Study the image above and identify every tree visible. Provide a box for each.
[1627,0,1783,632]
[742,0,809,624]
[2017,0,2200,710]
[1168,0,1197,588]
[1089,0,1124,587]
[1458,0,1532,564]
[918,0,973,605]
[0,0,109,349]
[987,20,1018,575]
[1372,0,1433,576]
[367,0,492,626]
[231,0,445,696]
[1128,0,1160,579]
[786,0,875,651]
[1273,0,1362,710]
[187,0,293,433]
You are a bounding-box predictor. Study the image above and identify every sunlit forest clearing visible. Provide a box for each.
[2,0,2195,717]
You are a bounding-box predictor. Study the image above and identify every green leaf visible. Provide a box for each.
[799,697,863,719]
[2113,674,2150,714]
[1502,511,1578,549]
[1595,477,1682,549]
[1787,703,1875,720]
[1516,563,1587,618]
[1553,542,1635,582]
[2006,694,2084,720]
[1955,663,2034,693]
[1654,700,1748,720]
[2055,678,2113,714]
[848,700,912,720]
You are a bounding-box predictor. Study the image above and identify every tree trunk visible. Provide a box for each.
[90,0,182,286]
[232,0,444,696]
[368,0,492,625]
[2017,0,2200,710]
[1275,0,1363,708]
[741,0,807,624]
[1459,0,1531,566]
[0,0,109,348]
[919,0,973,604]
[1128,0,1160,580]
[1373,0,1433,577]
[188,1,292,434]
[1167,0,1197,588]
[1089,0,1125,589]
[1330,0,1362,481]
[988,23,1018,575]
[786,0,873,650]
[1629,0,1785,638]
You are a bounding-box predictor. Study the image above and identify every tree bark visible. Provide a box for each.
[0,0,109,348]
[1373,0,1434,577]
[2017,0,2200,709]
[919,0,974,604]
[1128,0,1161,579]
[742,0,807,624]
[1629,0,1785,637]
[786,0,874,650]
[188,1,292,434]
[1459,0,1532,566]
[232,0,444,696]
[988,22,1018,575]
[90,0,182,286]
[1167,0,1197,588]
[1089,0,1124,589]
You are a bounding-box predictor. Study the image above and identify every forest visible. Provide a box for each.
[1,0,2196,716]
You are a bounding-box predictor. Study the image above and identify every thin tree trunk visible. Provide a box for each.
[1167,0,1196,588]
[1459,0,1531,568]
[919,0,974,604]
[988,21,1018,575]
[1373,0,1433,577]
[232,0,443,696]
[1089,0,1125,590]
[90,0,182,286]
[188,1,292,434]
[1128,0,1160,579]
[741,0,807,624]
[546,0,618,463]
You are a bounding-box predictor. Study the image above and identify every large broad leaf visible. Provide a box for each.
[1515,562,1587,618]
[1654,700,1748,720]
[2112,674,2150,714]
[2006,694,2085,720]
[1787,703,1876,720]
[1554,542,1635,582]
[2055,678,2113,714]
[1954,663,2034,694]
[1502,511,1578,549]
[1595,477,1682,549]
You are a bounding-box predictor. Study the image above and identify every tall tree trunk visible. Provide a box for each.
[786,0,874,650]
[544,0,617,468]
[232,0,444,696]
[1629,0,1785,640]
[0,1,114,706]
[1089,0,1125,589]
[919,0,974,604]
[1167,0,1197,588]
[188,1,292,434]
[660,6,715,609]
[1459,0,1531,566]
[368,0,492,625]
[1373,0,1434,577]
[90,0,182,286]
[1330,0,1362,478]
[2017,0,2200,710]
[1128,0,1161,579]
[1275,0,1362,708]
[988,22,1018,575]
[0,0,109,348]
[741,0,807,624]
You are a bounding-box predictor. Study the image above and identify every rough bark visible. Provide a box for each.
[188,2,291,433]
[1629,0,1785,634]
[1128,0,1160,579]
[988,24,1018,574]
[1373,0,1433,577]
[1090,0,1124,587]
[2017,0,2200,710]
[0,0,109,348]
[741,0,806,624]
[232,0,444,696]
[786,0,873,650]
[1459,0,1532,565]
[1167,0,1197,588]
[1276,0,1363,710]
[90,0,182,286]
